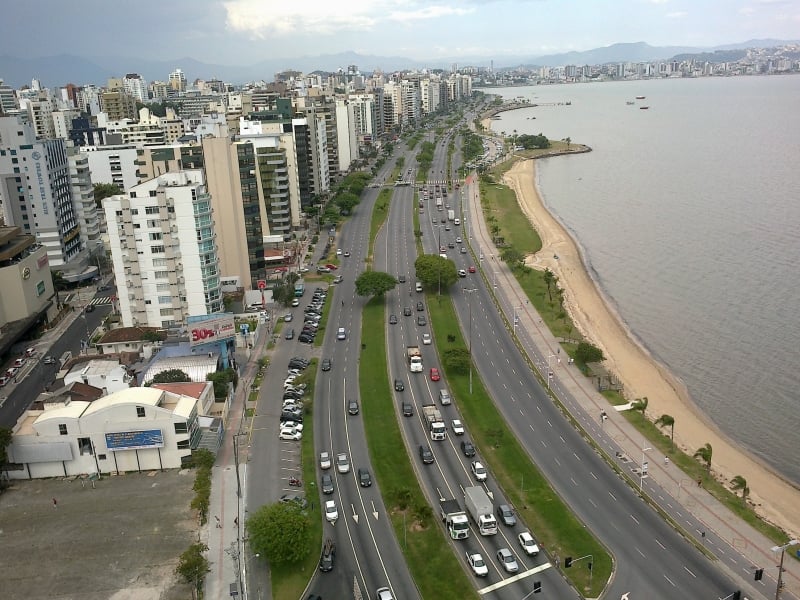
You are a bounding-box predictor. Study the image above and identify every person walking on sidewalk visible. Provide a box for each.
[215,515,221,528]
[52,497,58,509]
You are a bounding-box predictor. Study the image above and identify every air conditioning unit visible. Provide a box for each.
[178,276,185,284]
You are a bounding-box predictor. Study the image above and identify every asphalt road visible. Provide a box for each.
[423,161,743,596]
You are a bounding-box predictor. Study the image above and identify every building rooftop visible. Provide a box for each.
[97,326,165,345]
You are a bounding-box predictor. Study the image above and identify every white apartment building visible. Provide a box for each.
[105,169,223,328]
[98,113,166,146]
[0,116,90,275]
[67,146,101,250]
[79,144,139,190]
[122,73,148,102]
[335,98,358,172]
[169,68,187,93]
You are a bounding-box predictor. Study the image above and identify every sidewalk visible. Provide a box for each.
[464,174,799,600]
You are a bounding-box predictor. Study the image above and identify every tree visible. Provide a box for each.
[500,247,524,269]
[355,271,397,298]
[414,254,458,291]
[443,348,471,375]
[631,396,648,415]
[574,342,604,365]
[93,183,122,208]
[148,369,191,384]
[694,443,713,472]
[247,501,312,564]
[0,427,12,468]
[175,542,210,599]
[730,475,749,505]
[655,414,675,446]
[564,136,572,149]
[207,369,235,399]
[335,191,359,213]
[543,268,556,302]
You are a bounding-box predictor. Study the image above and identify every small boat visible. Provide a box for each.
[639,106,650,110]
[626,101,635,105]
[636,96,646,100]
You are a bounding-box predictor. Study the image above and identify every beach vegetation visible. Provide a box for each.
[694,443,713,472]
[730,475,750,505]
[355,270,397,298]
[631,396,649,415]
[516,133,551,150]
[655,414,676,446]
[574,342,605,365]
[500,247,525,268]
[543,268,556,301]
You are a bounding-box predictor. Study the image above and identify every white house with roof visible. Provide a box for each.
[6,386,201,479]
[63,358,133,395]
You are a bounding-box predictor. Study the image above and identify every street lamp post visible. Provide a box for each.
[771,539,798,600]
[464,288,478,394]
[640,446,652,492]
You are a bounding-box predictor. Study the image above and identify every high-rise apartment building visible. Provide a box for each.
[169,68,187,93]
[0,79,19,115]
[122,73,148,102]
[0,116,94,280]
[105,170,223,328]
[100,89,138,121]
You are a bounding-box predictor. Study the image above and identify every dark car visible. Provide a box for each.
[389,314,398,325]
[85,304,95,313]
[497,504,517,527]
[460,440,476,457]
[298,334,314,344]
[417,315,427,326]
[281,412,303,422]
[319,538,335,572]
[280,494,309,509]
[321,473,334,495]
[394,379,405,392]
[358,468,372,487]
[403,306,412,316]
[321,358,332,371]
[416,302,424,311]
[348,399,360,415]
[402,401,413,417]
[419,445,434,464]
[398,275,406,283]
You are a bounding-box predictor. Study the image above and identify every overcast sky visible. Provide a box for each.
[2,0,798,63]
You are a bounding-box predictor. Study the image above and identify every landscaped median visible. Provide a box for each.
[360,298,478,600]
[426,293,612,598]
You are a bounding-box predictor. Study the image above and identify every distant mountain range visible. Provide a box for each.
[0,39,796,88]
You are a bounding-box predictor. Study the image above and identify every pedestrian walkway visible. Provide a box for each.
[464,174,799,600]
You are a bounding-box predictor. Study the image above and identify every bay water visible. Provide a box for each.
[489,75,800,487]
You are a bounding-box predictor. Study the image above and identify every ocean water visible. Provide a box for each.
[489,76,800,487]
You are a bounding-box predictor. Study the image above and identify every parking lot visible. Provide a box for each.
[0,469,196,600]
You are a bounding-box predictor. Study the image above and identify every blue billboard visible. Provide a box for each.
[105,429,165,451]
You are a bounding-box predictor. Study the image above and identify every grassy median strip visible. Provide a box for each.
[360,299,478,600]
[427,294,611,597]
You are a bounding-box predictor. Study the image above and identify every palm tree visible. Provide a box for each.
[694,443,713,472]
[655,414,675,447]
[730,475,749,505]
[543,268,555,302]
[565,136,571,149]
[631,396,648,415]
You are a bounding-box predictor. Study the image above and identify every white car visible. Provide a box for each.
[324,499,339,522]
[336,452,350,474]
[336,248,342,255]
[291,298,300,307]
[451,420,465,435]
[279,429,302,441]
[458,269,467,278]
[518,531,540,556]
[283,313,293,322]
[337,327,347,340]
[422,333,432,345]
[280,421,303,432]
[471,461,487,482]
[466,552,489,577]
[496,548,519,573]
[375,588,394,600]
[319,451,331,470]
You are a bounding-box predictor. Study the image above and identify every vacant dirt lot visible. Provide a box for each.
[0,470,197,600]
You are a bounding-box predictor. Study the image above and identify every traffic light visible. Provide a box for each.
[564,557,573,568]
[755,568,764,581]
[533,581,541,593]
[732,591,741,600]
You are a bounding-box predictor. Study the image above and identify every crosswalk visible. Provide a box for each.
[87,297,113,306]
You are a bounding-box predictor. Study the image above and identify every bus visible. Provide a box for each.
[294,280,305,297]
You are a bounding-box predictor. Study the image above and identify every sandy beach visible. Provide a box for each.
[503,158,800,538]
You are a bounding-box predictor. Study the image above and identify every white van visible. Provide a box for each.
[438,389,452,405]
[415,281,423,293]
[454,218,461,226]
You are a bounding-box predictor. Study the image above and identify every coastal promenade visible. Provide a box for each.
[463,172,800,600]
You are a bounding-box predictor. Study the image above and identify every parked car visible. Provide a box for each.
[280,494,308,509]
[279,429,302,441]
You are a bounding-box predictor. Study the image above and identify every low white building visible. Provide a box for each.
[7,386,204,479]
[63,358,134,395]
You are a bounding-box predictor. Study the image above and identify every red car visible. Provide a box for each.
[430,368,441,381]
[468,265,476,273]
[325,264,338,271]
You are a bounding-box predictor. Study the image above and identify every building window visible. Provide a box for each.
[136,406,146,418]
[98,454,107,461]
[176,439,190,450]
[174,422,188,434]
[158,295,171,304]
[149,232,163,241]
[150,245,165,254]
[145,206,159,214]
[78,437,93,455]
[58,424,68,435]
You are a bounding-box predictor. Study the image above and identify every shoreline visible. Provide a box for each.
[502,157,800,538]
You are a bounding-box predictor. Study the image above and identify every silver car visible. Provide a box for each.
[496,547,519,573]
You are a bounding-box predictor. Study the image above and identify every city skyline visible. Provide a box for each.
[2,0,798,66]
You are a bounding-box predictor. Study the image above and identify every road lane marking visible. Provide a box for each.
[630,514,639,525]
[683,566,696,578]
[636,547,645,558]
[663,574,676,587]
[477,562,553,594]
[656,539,666,550]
